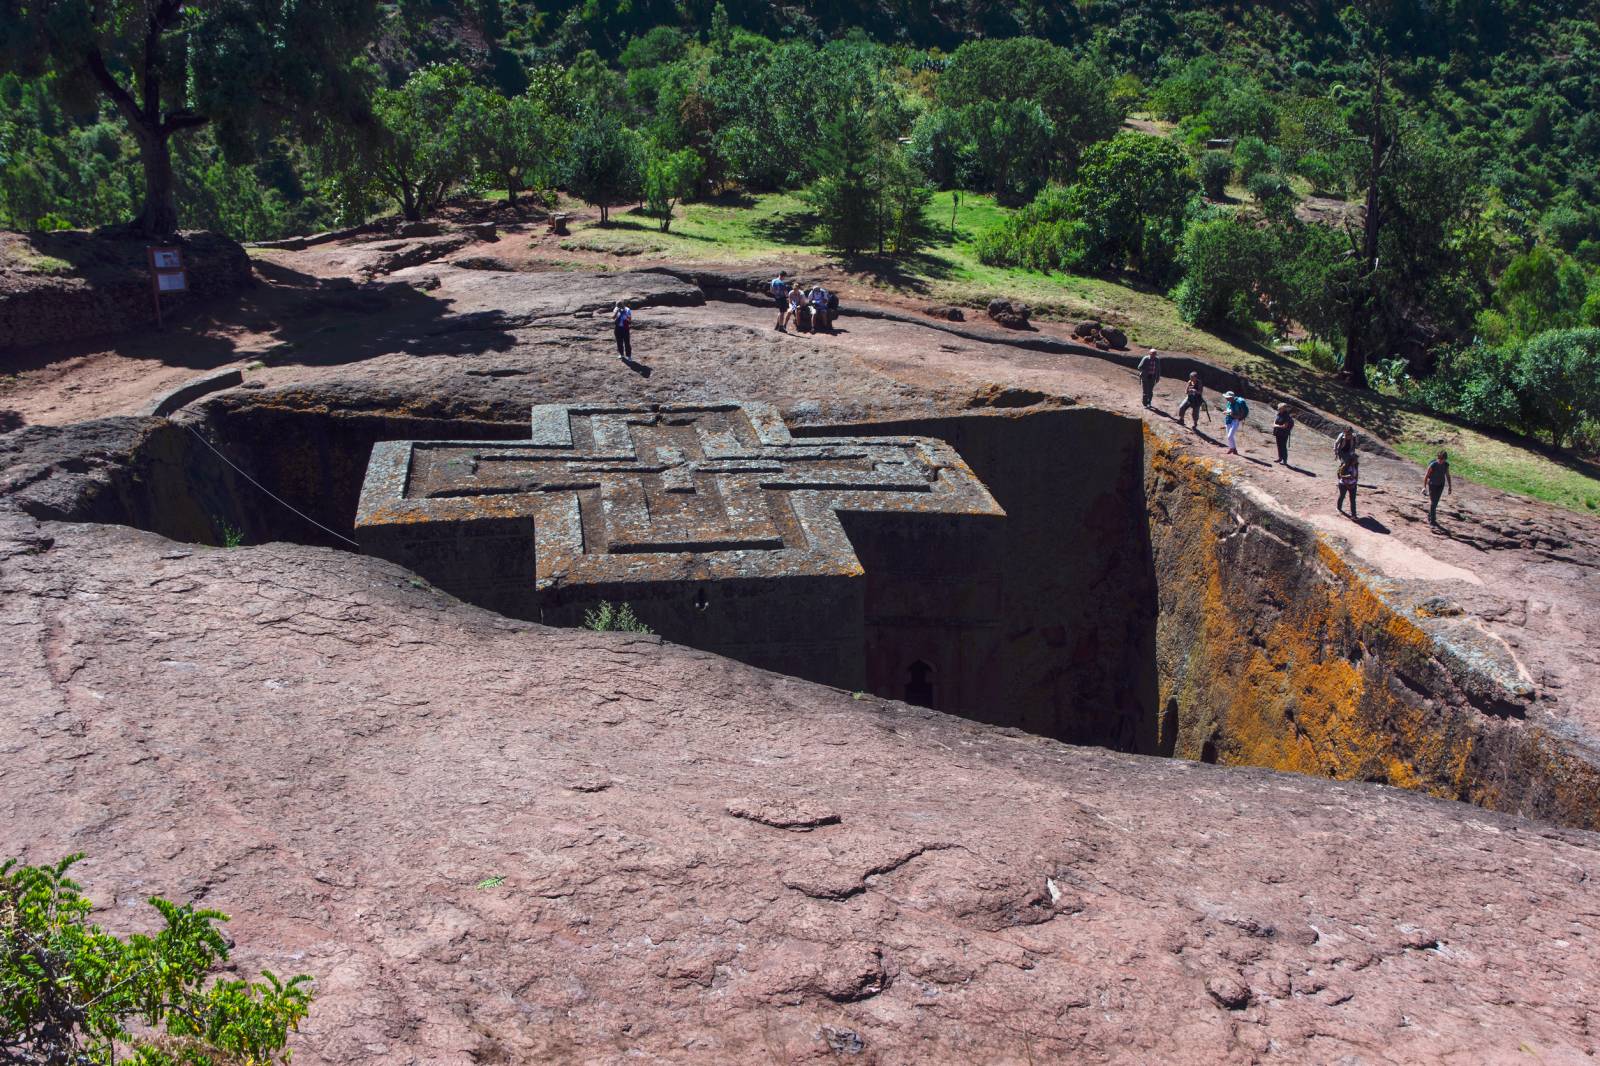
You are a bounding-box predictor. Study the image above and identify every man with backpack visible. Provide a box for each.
[1176,371,1206,429]
[809,285,832,333]
[1137,348,1162,408]
[1424,450,1453,526]
[1334,427,1357,466]
[1222,390,1248,454]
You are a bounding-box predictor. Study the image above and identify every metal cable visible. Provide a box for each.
[180,422,361,547]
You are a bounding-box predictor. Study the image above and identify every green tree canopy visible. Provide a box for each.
[357,62,476,221]
[567,108,644,224]
[642,146,702,231]
[936,37,1121,174]
[1511,328,1600,449]
[0,0,377,234]
[1064,132,1197,281]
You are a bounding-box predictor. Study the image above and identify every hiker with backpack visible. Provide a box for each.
[1222,391,1248,454]
[1337,455,1360,518]
[1137,348,1162,408]
[1424,450,1453,526]
[770,271,789,331]
[1176,371,1206,429]
[1272,403,1295,465]
[612,302,634,362]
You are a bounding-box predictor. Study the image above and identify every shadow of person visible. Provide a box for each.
[621,357,652,378]
[1240,454,1271,467]
[1354,514,1391,534]
[1286,464,1317,477]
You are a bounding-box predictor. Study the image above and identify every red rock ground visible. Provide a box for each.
[3,218,1599,1063]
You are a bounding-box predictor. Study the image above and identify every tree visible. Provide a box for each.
[1198,151,1231,200]
[460,88,567,208]
[1512,328,1600,449]
[1064,132,1197,281]
[0,0,376,235]
[1174,216,1275,329]
[1,854,313,1064]
[361,63,476,221]
[806,109,877,255]
[937,38,1121,175]
[1488,246,1589,342]
[642,147,702,232]
[955,99,1054,205]
[567,109,643,224]
[880,146,933,255]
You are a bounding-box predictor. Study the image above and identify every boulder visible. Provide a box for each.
[396,220,444,238]
[1073,320,1100,339]
[1101,326,1128,349]
[986,298,1031,329]
[924,305,966,322]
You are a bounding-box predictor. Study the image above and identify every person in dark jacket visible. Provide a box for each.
[1176,371,1205,429]
[1334,426,1357,466]
[1272,403,1294,465]
[1137,348,1162,408]
[1336,456,1360,518]
[612,302,633,361]
[1424,450,1453,526]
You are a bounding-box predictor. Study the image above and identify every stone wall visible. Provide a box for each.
[1145,430,1600,829]
[812,407,1161,752]
[1,230,253,351]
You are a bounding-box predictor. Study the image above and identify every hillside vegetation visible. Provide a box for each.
[2,0,1597,505]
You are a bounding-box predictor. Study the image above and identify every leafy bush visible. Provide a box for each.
[1300,337,1342,373]
[1232,136,1277,184]
[1,854,312,1065]
[642,147,702,232]
[1173,216,1274,328]
[581,601,653,633]
[1512,328,1600,448]
[975,185,1089,274]
[1198,151,1231,199]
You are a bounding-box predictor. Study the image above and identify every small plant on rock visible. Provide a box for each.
[581,600,653,634]
[0,854,314,1065]
[220,523,245,549]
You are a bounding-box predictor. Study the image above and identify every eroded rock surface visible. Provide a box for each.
[2,510,1598,1064]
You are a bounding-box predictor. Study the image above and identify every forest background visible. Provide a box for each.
[3,0,1599,486]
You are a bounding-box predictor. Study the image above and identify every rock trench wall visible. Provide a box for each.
[1145,431,1600,830]
[5,399,1596,828]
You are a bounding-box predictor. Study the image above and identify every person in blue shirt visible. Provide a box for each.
[769,271,789,331]
[612,302,633,361]
[1221,391,1248,454]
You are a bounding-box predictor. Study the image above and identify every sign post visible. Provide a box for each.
[146,246,189,328]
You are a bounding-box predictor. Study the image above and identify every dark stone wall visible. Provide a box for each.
[807,407,1161,753]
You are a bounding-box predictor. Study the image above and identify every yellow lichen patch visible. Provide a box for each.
[1144,430,1599,829]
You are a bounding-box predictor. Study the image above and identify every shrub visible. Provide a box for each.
[582,601,653,633]
[1198,151,1231,199]
[1,854,313,1065]
[1173,216,1274,328]
[1512,328,1600,449]
[1232,135,1276,184]
[1301,337,1342,373]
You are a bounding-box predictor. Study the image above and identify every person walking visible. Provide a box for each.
[770,271,789,331]
[1272,403,1295,465]
[1336,456,1360,518]
[1424,450,1453,526]
[1221,390,1248,454]
[1176,371,1205,429]
[612,301,633,362]
[1137,348,1162,408]
[1334,426,1357,466]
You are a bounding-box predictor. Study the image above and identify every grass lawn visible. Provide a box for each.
[552,188,1600,513]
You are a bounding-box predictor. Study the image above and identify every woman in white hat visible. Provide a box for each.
[1221,391,1248,455]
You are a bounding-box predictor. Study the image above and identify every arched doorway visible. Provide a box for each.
[904,660,935,709]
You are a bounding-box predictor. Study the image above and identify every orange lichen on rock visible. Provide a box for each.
[1144,431,1600,829]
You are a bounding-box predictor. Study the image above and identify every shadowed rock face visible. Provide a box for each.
[3,389,1596,828]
